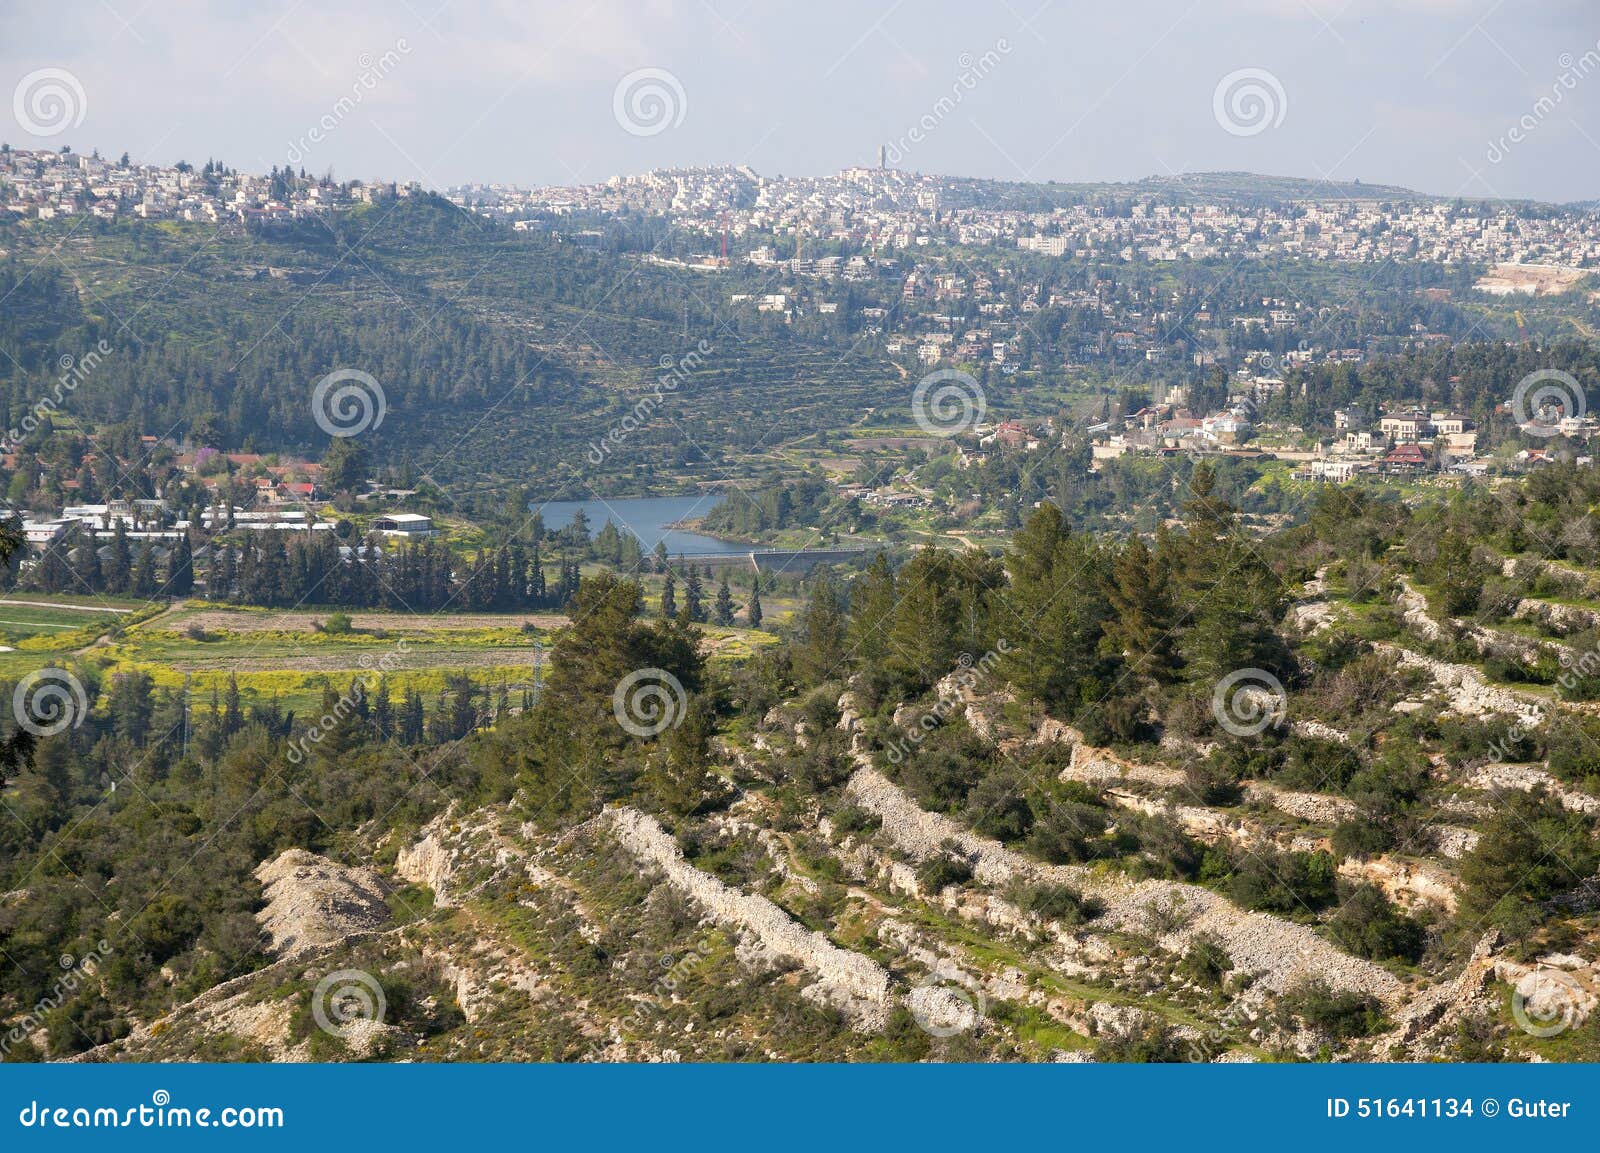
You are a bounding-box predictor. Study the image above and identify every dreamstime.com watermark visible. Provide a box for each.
[587,339,713,465]
[1213,68,1287,137]
[0,939,113,1057]
[1511,967,1590,1039]
[285,641,409,764]
[286,40,411,165]
[12,667,90,738]
[311,368,386,438]
[1511,369,1586,438]
[885,642,1011,764]
[2,341,112,453]
[1479,641,1600,762]
[908,967,987,1038]
[16,1091,283,1130]
[587,939,718,1057]
[883,40,1011,166]
[612,668,688,738]
[311,968,387,1040]
[1210,668,1288,737]
[912,369,987,438]
[12,67,86,137]
[613,67,687,136]
[1487,44,1600,164]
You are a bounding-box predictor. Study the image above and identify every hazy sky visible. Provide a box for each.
[4,0,1599,201]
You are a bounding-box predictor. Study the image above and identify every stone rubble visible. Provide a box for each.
[845,765,1403,1001]
[603,806,895,1029]
[254,849,392,958]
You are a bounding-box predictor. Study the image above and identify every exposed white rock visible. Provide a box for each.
[603,807,894,1028]
[1466,763,1600,815]
[846,766,1403,1002]
[254,849,391,958]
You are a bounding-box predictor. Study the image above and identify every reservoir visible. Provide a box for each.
[534,494,747,557]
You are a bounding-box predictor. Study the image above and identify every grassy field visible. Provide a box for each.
[0,598,782,717]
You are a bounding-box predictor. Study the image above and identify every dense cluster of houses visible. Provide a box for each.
[12,443,436,573]
[0,147,419,225]
[457,164,1600,271]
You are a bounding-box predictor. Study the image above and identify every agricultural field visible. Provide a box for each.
[1,597,782,717]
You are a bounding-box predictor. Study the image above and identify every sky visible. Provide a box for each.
[3,0,1599,202]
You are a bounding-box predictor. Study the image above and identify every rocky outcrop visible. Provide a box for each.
[1396,577,1442,642]
[396,829,457,907]
[1063,746,1185,790]
[1377,644,1543,723]
[603,807,894,1028]
[1244,782,1357,825]
[1337,855,1459,913]
[1513,598,1600,635]
[1466,763,1600,815]
[1289,719,1350,745]
[254,850,391,958]
[845,766,1403,1001]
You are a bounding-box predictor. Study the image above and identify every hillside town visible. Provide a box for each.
[452,163,1600,269]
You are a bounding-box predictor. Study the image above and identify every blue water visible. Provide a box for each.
[533,494,746,556]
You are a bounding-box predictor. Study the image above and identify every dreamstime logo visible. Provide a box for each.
[1511,369,1586,438]
[1511,968,1587,1038]
[907,969,987,1038]
[1210,668,1287,737]
[286,39,411,165]
[13,668,88,737]
[613,67,687,137]
[311,968,387,1040]
[882,39,1012,165]
[587,339,713,465]
[885,643,1011,764]
[0,939,112,1056]
[13,68,87,137]
[612,668,687,737]
[285,640,409,764]
[912,369,986,437]
[1213,68,1287,137]
[2,339,112,453]
[1487,43,1600,164]
[311,369,386,438]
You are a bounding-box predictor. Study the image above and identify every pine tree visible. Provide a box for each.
[794,571,847,685]
[713,573,735,626]
[372,678,393,741]
[747,573,763,628]
[222,674,243,736]
[400,690,425,744]
[660,569,678,619]
[683,564,705,623]
[1100,536,1176,682]
[104,522,132,593]
[168,532,194,595]
[132,541,157,597]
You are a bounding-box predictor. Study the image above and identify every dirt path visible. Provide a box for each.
[0,598,134,614]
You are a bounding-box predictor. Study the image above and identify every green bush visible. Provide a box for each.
[1328,882,1425,963]
[1278,978,1386,1041]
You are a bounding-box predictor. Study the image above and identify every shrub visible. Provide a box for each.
[1278,978,1385,1041]
[1092,1019,1187,1063]
[317,611,355,635]
[965,772,1034,842]
[1328,882,1425,963]
[1226,849,1336,916]
[1177,930,1233,987]
[1459,789,1599,930]
[1007,880,1101,926]
[915,846,974,893]
[829,803,881,837]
